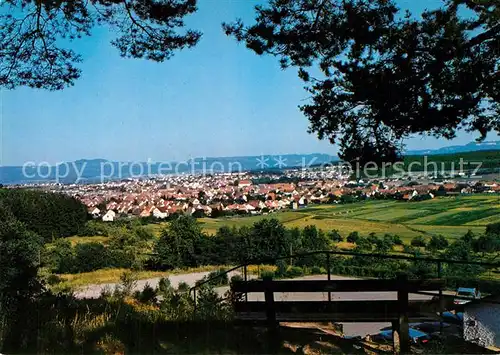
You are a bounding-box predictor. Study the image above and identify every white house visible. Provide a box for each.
[89,207,100,218]
[102,210,116,222]
[238,179,252,188]
[463,295,500,349]
[152,207,168,219]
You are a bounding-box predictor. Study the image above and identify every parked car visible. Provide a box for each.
[441,311,463,325]
[371,328,431,345]
[454,287,481,305]
[411,322,451,334]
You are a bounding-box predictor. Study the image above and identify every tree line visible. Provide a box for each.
[47,213,500,293]
[0,189,88,242]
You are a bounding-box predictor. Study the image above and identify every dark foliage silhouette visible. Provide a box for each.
[223,0,500,163]
[1,0,201,90]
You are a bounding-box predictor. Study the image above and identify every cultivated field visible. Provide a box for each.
[198,194,499,241]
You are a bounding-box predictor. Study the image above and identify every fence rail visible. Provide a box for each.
[189,249,500,316]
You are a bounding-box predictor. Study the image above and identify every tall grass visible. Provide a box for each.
[53,265,233,290]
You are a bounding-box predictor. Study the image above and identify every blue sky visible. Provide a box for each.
[0,0,492,166]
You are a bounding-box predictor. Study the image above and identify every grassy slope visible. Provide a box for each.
[198,195,499,241]
[65,195,498,244]
[57,195,497,287]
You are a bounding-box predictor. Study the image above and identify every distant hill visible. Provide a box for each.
[0,153,339,185]
[406,141,499,155]
[1,141,498,185]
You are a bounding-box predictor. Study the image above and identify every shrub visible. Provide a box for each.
[230,274,243,284]
[403,245,417,254]
[117,271,138,297]
[473,234,500,253]
[46,274,62,286]
[275,259,288,277]
[73,242,111,272]
[486,222,500,237]
[411,236,427,247]
[311,266,326,274]
[134,283,157,304]
[286,266,304,278]
[383,234,399,246]
[346,231,360,243]
[375,238,392,254]
[427,235,449,251]
[328,229,343,242]
[177,281,190,292]
[260,270,275,279]
[157,277,174,297]
[204,268,228,287]
[367,232,378,244]
[50,238,75,273]
[355,236,372,251]
[392,234,404,245]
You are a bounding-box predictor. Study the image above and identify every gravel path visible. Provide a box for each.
[74,270,250,299]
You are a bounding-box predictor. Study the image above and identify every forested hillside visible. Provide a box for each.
[0,189,88,241]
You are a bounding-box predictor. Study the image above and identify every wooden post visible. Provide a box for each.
[263,276,279,353]
[244,265,248,302]
[264,276,276,325]
[437,261,443,334]
[193,288,197,319]
[396,274,410,354]
[327,252,332,302]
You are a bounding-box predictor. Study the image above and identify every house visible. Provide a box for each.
[463,295,500,349]
[402,190,418,201]
[102,210,116,222]
[140,206,154,218]
[238,179,252,188]
[152,207,168,219]
[88,207,100,218]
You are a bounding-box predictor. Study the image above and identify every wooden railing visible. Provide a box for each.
[231,274,445,353]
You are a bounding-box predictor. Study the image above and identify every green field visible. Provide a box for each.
[198,195,499,241]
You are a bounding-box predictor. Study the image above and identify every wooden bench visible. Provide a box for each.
[231,275,445,353]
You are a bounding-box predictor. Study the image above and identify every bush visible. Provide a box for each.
[347,231,360,243]
[375,238,392,254]
[403,245,417,254]
[50,238,75,273]
[230,274,243,284]
[473,234,500,253]
[355,237,372,251]
[177,281,190,292]
[328,229,343,242]
[275,259,288,277]
[411,236,427,247]
[134,283,157,304]
[367,232,378,244]
[311,266,326,274]
[485,222,500,237]
[46,274,62,286]
[112,271,138,298]
[260,270,275,279]
[204,268,229,287]
[286,266,304,278]
[427,235,449,251]
[73,242,109,273]
[392,234,404,245]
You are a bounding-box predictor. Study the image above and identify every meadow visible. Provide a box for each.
[56,194,498,287]
[198,194,499,241]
